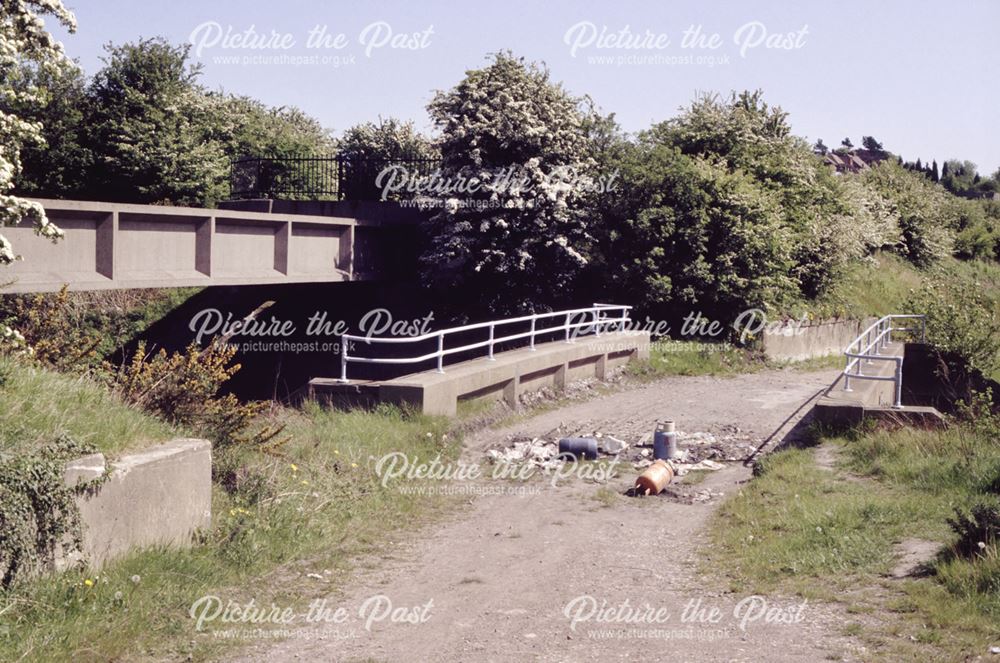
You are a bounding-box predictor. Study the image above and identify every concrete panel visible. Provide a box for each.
[214,220,281,277]
[606,349,638,371]
[289,223,343,275]
[4,216,102,284]
[566,356,600,382]
[117,217,202,278]
[61,438,212,569]
[518,365,562,393]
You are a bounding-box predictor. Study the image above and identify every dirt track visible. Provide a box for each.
[235,368,866,662]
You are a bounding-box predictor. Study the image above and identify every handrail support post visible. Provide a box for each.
[339,338,348,383]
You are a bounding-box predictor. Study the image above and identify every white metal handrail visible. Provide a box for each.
[338,303,632,382]
[842,314,926,408]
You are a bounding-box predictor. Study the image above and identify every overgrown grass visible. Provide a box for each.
[711,425,1000,660]
[626,339,765,380]
[627,339,842,381]
[810,252,926,318]
[0,356,175,457]
[0,401,461,661]
[802,252,1000,320]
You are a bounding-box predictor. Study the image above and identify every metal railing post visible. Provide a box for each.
[488,324,496,360]
[594,309,601,337]
[529,316,537,351]
[339,338,348,383]
[437,334,445,373]
[865,329,873,364]
[565,313,572,343]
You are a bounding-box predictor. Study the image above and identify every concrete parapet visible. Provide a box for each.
[310,332,651,416]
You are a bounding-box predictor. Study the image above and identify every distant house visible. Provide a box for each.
[823,149,888,174]
[824,151,867,173]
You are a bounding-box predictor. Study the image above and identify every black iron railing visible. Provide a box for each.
[229,155,441,201]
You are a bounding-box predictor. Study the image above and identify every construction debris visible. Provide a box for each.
[483,422,760,482]
[599,436,628,455]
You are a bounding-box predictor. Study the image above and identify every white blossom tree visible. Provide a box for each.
[421,52,595,314]
[0,0,75,265]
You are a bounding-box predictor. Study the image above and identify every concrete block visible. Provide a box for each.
[62,438,212,569]
[554,363,567,390]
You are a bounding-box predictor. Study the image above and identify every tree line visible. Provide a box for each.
[5,25,1000,328]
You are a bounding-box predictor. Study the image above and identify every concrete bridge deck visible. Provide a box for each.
[3,198,416,293]
[814,341,944,426]
[309,332,651,416]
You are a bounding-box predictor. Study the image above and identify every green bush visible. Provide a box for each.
[905,273,1000,382]
[0,435,104,588]
[948,497,1000,558]
[107,341,284,453]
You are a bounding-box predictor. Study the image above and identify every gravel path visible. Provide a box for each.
[235,368,864,662]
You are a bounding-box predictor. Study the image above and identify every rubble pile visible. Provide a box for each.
[485,438,562,472]
[483,422,761,481]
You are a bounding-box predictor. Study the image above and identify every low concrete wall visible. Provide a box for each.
[763,317,877,361]
[61,438,212,569]
[310,332,651,416]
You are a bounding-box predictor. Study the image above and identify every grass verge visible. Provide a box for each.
[0,400,461,662]
[0,355,176,457]
[626,339,765,380]
[710,424,1000,660]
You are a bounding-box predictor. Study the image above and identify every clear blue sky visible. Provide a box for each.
[49,0,999,173]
